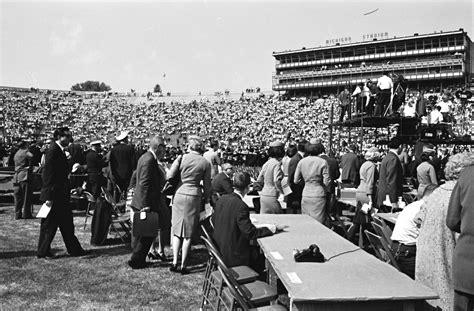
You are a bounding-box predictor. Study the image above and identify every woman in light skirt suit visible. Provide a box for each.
[294,140,330,224]
[255,141,285,214]
[167,136,211,274]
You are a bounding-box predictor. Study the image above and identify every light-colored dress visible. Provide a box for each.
[256,158,283,214]
[415,181,457,311]
[168,151,211,238]
[294,156,330,223]
[416,161,438,199]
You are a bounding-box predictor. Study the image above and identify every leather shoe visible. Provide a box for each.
[128,260,147,269]
[37,252,57,260]
[71,250,92,257]
[169,264,179,273]
[180,267,190,275]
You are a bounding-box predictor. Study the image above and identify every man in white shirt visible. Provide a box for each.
[437,94,453,122]
[429,105,444,124]
[390,184,438,279]
[375,71,393,117]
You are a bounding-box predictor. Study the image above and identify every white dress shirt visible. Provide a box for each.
[391,200,424,245]
[377,75,393,91]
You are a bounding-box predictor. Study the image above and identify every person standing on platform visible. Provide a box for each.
[375,71,393,117]
[338,87,351,122]
[287,139,306,213]
[203,140,221,180]
[376,138,404,212]
[85,139,107,199]
[13,141,34,219]
[294,140,330,224]
[109,131,136,202]
[438,93,454,123]
[37,127,89,259]
[446,155,474,311]
[340,144,360,188]
[255,141,285,214]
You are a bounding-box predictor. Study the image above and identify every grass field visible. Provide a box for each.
[0,203,206,310]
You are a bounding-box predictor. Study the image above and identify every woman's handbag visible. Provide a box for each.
[162,155,183,196]
[132,211,159,237]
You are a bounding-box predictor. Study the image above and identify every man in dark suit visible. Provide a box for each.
[211,163,234,206]
[340,144,360,187]
[287,139,306,213]
[37,127,88,259]
[85,139,107,198]
[319,147,340,216]
[376,138,404,212]
[109,131,137,202]
[213,172,275,271]
[128,136,170,269]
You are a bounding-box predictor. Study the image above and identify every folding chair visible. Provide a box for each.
[364,230,400,270]
[101,187,131,242]
[70,188,96,230]
[200,225,259,310]
[216,265,287,311]
[202,236,279,310]
[371,220,393,247]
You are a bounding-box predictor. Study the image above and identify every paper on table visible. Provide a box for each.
[255,223,276,232]
[271,252,284,260]
[287,272,302,284]
[36,203,51,218]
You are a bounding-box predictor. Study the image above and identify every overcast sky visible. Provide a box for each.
[0,0,472,94]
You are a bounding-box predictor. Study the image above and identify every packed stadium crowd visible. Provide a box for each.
[1,82,472,166]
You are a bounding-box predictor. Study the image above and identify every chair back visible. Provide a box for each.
[364,230,400,270]
[201,236,255,310]
[216,265,252,311]
[371,221,393,247]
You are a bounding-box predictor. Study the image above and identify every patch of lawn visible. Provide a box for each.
[0,204,206,309]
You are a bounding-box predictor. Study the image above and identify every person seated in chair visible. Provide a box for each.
[212,172,278,273]
[390,184,437,279]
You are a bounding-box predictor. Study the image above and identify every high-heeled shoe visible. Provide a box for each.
[180,267,190,275]
[169,264,179,273]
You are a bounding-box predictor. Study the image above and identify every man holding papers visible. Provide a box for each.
[37,127,89,259]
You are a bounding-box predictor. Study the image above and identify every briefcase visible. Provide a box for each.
[132,212,159,237]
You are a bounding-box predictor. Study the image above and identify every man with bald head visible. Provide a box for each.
[128,135,170,269]
[211,163,234,206]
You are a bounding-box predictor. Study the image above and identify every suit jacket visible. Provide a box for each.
[86,150,106,175]
[13,149,33,183]
[288,153,303,200]
[40,142,70,202]
[211,172,233,196]
[376,151,403,206]
[109,143,137,181]
[319,154,340,193]
[131,151,165,213]
[340,152,360,185]
[168,151,211,201]
[447,165,474,294]
[212,192,272,267]
[294,156,330,198]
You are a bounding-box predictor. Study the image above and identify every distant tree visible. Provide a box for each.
[71,80,111,92]
[153,84,162,93]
